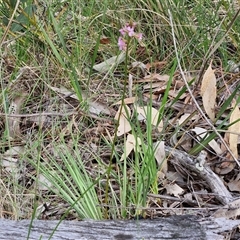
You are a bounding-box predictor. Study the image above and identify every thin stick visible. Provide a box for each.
[0,110,112,122]
[0,112,77,117]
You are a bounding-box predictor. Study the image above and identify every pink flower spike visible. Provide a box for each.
[119,23,136,37]
[118,37,126,50]
[119,28,126,36]
[126,26,135,37]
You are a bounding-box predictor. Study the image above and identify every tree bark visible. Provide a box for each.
[0,215,239,240]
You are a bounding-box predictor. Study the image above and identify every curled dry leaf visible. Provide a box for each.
[114,105,132,136]
[215,152,236,175]
[200,61,216,121]
[215,133,236,175]
[137,73,170,83]
[154,141,167,173]
[92,52,125,73]
[165,183,184,197]
[135,105,163,132]
[100,37,111,45]
[192,127,222,155]
[213,198,240,219]
[113,97,137,106]
[120,134,142,161]
[178,113,191,125]
[49,85,112,116]
[228,100,240,159]
[131,61,146,73]
[145,61,167,71]
[227,173,240,192]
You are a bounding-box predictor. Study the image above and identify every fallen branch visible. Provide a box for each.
[165,146,233,205]
[0,215,239,240]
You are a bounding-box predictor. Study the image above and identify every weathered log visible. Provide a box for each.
[165,146,233,205]
[0,215,239,240]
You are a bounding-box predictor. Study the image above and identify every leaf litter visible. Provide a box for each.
[1,29,240,226]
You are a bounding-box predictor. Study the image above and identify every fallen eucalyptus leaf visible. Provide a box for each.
[93,52,125,73]
[114,105,132,136]
[120,134,142,161]
[200,61,216,121]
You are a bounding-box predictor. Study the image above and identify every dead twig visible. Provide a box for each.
[165,145,233,205]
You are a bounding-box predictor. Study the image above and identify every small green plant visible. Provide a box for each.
[34,141,103,220]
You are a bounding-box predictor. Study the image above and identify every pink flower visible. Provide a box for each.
[118,22,143,51]
[119,23,136,37]
[126,26,135,36]
[118,37,126,50]
[119,28,126,36]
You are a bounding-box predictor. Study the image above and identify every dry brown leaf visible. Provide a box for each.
[143,82,166,90]
[192,127,222,155]
[213,198,240,219]
[227,173,240,192]
[165,183,184,197]
[114,106,132,136]
[154,141,167,173]
[143,93,158,100]
[200,61,216,121]
[131,61,146,72]
[120,134,142,161]
[113,97,137,105]
[88,100,112,116]
[167,89,187,99]
[137,74,170,83]
[100,37,111,45]
[49,85,112,116]
[165,171,184,184]
[145,61,167,71]
[135,105,163,132]
[92,52,125,73]
[228,100,240,159]
[215,152,236,175]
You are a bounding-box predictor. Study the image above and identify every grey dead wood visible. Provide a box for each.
[165,146,233,205]
[0,215,239,240]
